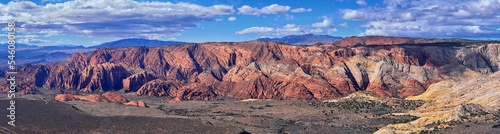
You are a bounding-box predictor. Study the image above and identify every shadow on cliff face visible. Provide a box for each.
[363,43,499,98]
[359,44,464,98]
[5,41,500,100]
[342,62,369,92]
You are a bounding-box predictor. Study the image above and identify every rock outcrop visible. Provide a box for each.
[54,94,75,102]
[136,79,181,97]
[123,100,148,107]
[376,70,500,133]
[9,36,500,101]
[55,92,128,103]
[122,71,156,92]
[102,92,128,103]
[55,92,147,107]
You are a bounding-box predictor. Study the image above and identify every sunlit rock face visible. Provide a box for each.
[9,37,500,101]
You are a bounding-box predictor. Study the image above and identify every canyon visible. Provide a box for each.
[4,36,499,101]
[2,36,499,133]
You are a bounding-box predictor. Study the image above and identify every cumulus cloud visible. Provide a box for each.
[236,27,276,34]
[290,8,312,13]
[342,0,500,38]
[237,5,261,15]
[237,17,339,35]
[356,0,367,6]
[328,28,338,34]
[237,4,311,16]
[0,0,235,39]
[312,16,334,28]
[236,24,320,35]
[261,4,290,14]
[311,16,338,34]
[361,20,499,38]
[228,16,237,21]
[341,9,365,20]
[238,4,289,15]
[453,10,472,18]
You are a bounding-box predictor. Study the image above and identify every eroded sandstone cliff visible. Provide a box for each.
[7,37,500,101]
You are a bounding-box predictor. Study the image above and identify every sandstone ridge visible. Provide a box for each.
[55,92,147,107]
[7,36,500,101]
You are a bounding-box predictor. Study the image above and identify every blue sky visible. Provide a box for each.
[0,0,499,46]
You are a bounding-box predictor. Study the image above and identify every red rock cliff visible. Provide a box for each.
[9,37,500,100]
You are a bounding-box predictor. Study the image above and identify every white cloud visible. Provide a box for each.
[310,28,323,33]
[238,4,289,15]
[453,10,472,18]
[261,4,290,14]
[17,35,50,44]
[237,4,311,16]
[342,0,500,38]
[236,27,275,34]
[356,0,367,6]
[312,16,334,28]
[383,0,411,8]
[400,12,415,21]
[237,17,339,35]
[341,9,365,20]
[0,34,51,44]
[228,16,236,21]
[312,16,338,34]
[237,5,261,15]
[290,8,312,13]
[361,20,499,38]
[0,0,235,39]
[41,0,64,3]
[327,28,338,34]
[338,22,348,27]
[236,24,322,35]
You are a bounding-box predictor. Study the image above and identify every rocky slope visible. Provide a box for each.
[376,70,500,133]
[6,36,500,101]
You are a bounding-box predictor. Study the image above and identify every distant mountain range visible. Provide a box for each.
[258,34,343,45]
[0,38,188,69]
[90,38,187,48]
[0,43,36,49]
[0,43,93,69]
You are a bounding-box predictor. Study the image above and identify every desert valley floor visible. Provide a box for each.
[0,88,499,134]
